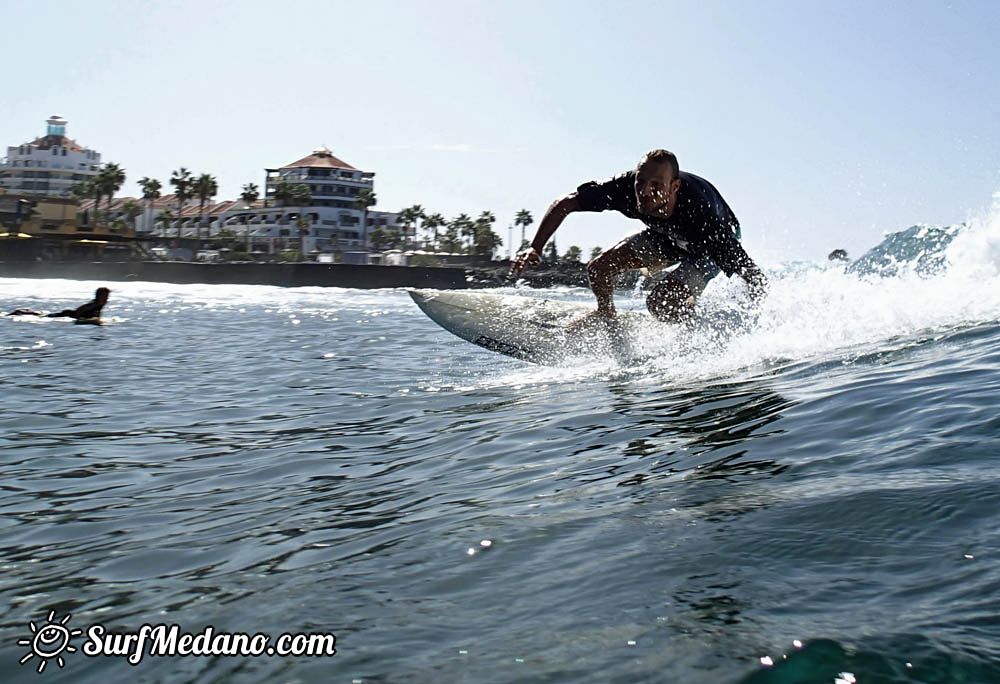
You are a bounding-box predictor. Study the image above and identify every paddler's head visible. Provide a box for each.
[635,149,681,217]
[95,287,111,304]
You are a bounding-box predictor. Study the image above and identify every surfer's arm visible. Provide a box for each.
[530,193,579,253]
[702,225,768,301]
[737,261,768,301]
[510,194,581,276]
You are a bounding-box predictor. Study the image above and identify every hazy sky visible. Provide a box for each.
[3,0,999,262]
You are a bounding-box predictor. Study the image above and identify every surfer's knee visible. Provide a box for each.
[647,279,695,323]
[587,250,626,283]
[586,254,606,282]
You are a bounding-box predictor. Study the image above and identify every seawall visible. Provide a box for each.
[0,261,472,289]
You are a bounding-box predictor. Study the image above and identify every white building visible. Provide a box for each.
[249,146,375,254]
[0,116,102,198]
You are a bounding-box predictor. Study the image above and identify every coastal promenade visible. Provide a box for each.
[0,260,472,289]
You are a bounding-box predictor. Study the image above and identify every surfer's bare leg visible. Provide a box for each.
[586,242,647,316]
[647,277,696,323]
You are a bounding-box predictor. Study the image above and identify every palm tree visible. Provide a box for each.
[421,212,445,251]
[408,204,424,248]
[439,224,462,253]
[240,183,260,253]
[515,209,534,251]
[99,162,126,219]
[296,214,311,260]
[121,199,142,234]
[544,239,558,263]
[138,177,162,234]
[290,184,311,206]
[397,207,415,248]
[71,179,98,227]
[450,213,474,253]
[474,211,497,257]
[289,184,311,258]
[369,226,391,251]
[240,183,259,206]
[354,188,376,249]
[271,178,293,207]
[157,209,175,241]
[193,173,218,258]
[170,167,194,244]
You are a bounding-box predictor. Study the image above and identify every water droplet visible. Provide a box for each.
[466,548,476,556]
[760,656,774,666]
[480,539,492,548]
[793,639,803,648]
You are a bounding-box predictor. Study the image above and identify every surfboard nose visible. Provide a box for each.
[409,289,436,306]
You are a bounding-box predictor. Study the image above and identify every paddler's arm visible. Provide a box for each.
[509,193,581,277]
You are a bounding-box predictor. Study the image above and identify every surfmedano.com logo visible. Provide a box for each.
[17,609,338,673]
[18,610,83,673]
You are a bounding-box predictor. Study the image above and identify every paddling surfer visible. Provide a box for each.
[8,286,111,321]
[510,150,767,327]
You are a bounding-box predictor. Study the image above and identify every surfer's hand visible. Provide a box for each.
[742,265,768,304]
[510,248,541,278]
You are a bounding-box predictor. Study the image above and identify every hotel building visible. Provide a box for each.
[0,116,102,198]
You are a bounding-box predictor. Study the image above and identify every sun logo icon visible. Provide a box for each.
[18,610,83,674]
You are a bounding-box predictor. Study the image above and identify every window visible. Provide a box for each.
[52,148,58,155]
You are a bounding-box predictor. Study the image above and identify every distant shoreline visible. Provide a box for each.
[0,260,595,290]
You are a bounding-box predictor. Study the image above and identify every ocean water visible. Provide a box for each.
[1,211,999,684]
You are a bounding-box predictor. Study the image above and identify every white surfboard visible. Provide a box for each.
[410,289,760,366]
[409,289,645,365]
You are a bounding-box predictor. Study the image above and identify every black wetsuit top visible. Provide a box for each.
[44,299,106,319]
[575,170,755,277]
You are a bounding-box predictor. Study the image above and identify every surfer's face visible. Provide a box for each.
[635,162,679,215]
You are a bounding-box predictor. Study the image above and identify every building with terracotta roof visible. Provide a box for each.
[0,116,102,198]
[258,146,376,253]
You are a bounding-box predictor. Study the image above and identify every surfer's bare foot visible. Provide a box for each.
[566,309,616,334]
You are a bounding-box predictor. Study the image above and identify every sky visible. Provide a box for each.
[3,0,999,263]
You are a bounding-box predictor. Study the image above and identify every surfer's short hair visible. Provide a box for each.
[640,149,679,180]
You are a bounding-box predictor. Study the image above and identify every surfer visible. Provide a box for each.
[510,150,767,326]
[8,286,111,321]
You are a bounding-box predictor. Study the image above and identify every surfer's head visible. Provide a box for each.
[95,287,111,303]
[635,149,680,216]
